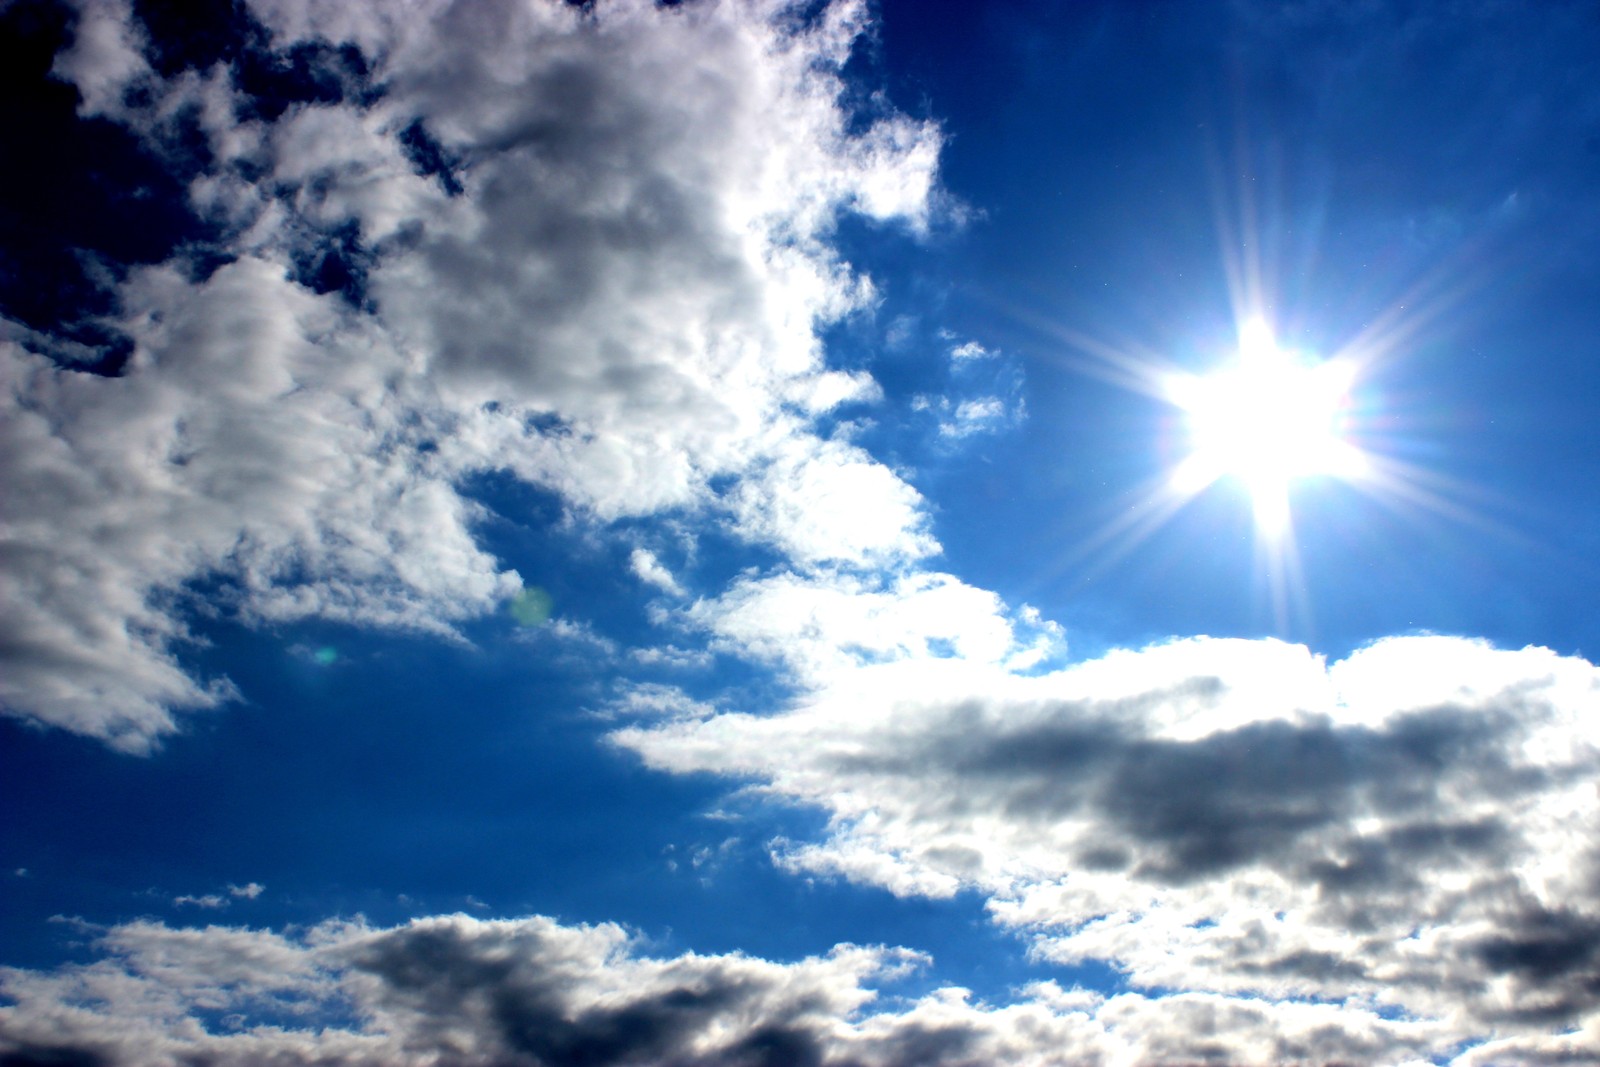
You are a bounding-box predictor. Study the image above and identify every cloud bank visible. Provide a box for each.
[0,912,1465,1066]
[619,619,1600,1058]
[1,0,942,750]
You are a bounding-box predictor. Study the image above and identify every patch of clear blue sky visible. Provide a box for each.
[856,0,1600,663]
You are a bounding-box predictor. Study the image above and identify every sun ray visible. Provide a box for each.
[992,126,1505,634]
[1047,470,1217,582]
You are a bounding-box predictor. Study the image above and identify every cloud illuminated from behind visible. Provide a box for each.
[618,622,1600,1050]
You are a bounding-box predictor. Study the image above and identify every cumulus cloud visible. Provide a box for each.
[0,912,1449,1066]
[49,0,150,118]
[618,633,1600,1051]
[727,434,939,568]
[3,0,946,749]
[0,258,513,750]
[677,568,1058,686]
[948,340,992,361]
[629,548,684,596]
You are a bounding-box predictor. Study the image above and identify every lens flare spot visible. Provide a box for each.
[509,587,554,627]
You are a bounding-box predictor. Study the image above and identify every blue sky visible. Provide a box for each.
[4,1,1600,1063]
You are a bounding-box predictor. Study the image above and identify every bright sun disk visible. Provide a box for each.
[1167,319,1365,536]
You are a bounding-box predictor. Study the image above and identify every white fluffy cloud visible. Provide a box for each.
[727,434,939,568]
[618,631,1600,1053]
[676,567,1058,688]
[629,547,684,596]
[0,912,1457,1066]
[3,0,945,748]
[1,259,509,750]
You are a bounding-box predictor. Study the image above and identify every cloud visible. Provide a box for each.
[0,912,1448,1066]
[49,0,150,118]
[169,883,264,910]
[909,335,1024,442]
[2,0,946,749]
[676,568,1057,686]
[727,435,939,568]
[617,632,1600,1049]
[0,258,513,751]
[948,340,993,361]
[786,368,884,415]
[629,548,684,596]
[915,394,1015,439]
[604,682,716,721]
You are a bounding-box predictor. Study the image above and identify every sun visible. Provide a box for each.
[1166,318,1366,536]
[1044,303,1453,630]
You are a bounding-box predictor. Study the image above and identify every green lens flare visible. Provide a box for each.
[509,587,554,627]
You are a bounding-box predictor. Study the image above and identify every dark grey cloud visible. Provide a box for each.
[1471,903,1600,1026]
[799,688,1526,891]
[347,921,824,1067]
[0,913,1443,1066]
[620,632,1600,1046]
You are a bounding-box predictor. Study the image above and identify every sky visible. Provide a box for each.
[4,0,1600,1064]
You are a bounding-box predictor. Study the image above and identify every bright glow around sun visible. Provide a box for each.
[1050,300,1457,632]
[1167,318,1366,536]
